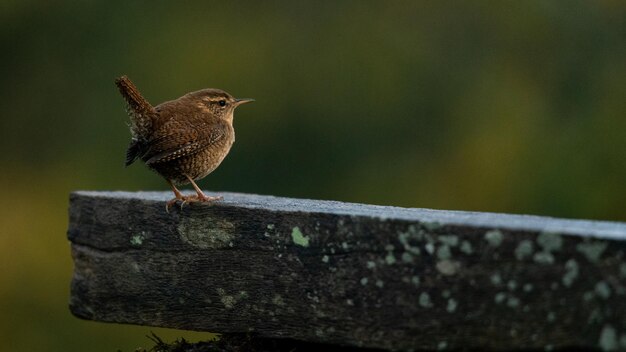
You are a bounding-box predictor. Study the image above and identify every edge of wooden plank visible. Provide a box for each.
[71,190,626,240]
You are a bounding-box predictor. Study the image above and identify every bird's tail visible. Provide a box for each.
[115,75,156,140]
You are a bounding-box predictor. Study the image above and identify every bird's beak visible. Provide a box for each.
[235,98,255,106]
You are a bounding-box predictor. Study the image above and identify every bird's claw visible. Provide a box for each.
[165,194,223,212]
[165,198,178,213]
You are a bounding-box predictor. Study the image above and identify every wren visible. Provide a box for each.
[115,75,253,210]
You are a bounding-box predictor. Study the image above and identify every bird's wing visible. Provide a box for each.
[143,122,227,166]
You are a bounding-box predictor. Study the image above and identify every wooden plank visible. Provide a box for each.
[68,191,626,351]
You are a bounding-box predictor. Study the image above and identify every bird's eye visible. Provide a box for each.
[218,100,226,107]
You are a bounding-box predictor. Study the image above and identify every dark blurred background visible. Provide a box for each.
[1,1,625,351]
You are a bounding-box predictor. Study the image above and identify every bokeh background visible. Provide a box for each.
[1,1,625,351]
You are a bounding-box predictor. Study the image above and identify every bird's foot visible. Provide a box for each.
[180,194,223,208]
[166,194,223,212]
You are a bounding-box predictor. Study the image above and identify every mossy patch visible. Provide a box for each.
[291,227,310,247]
[131,332,358,352]
[130,233,144,246]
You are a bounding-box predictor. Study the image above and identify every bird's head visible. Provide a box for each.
[188,89,254,122]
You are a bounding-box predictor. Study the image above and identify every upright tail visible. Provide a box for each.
[115,75,157,166]
[115,75,157,139]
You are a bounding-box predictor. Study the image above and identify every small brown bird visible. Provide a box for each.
[115,75,253,210]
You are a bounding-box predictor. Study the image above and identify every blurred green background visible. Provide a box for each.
[1,1,625,351]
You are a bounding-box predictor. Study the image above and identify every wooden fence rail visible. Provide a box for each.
[67,191,626,351]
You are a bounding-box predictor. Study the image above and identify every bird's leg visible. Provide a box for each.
[185,175,223,202]
[166,180,185,212]
[165,177,223,211]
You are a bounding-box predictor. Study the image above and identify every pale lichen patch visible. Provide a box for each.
[485,230,504,247]
[438,235,459,247]
[537,232,563,252]
[533,251,555,265]
[514,240,534,260]
[595,281,611,299]
[506,296,520,308]
[385,252,397,265]
[401,252,414,263]
[576,241,608,263]
[460,240,473,254]
[583,291,595,302]
[446,298,458,313]
[423,221,441,231]
[178,216,235,249]
[532,232,563,265]
[360,277,368,286]
[491,273,503,286]
[216,288,239,309]
[398,231,410,244]
[398,229,422,255]
[436,260,459,276]
[406,246,421,256]
[419,292,433,308]
[411,276,420,287]
[321,255,329,263]
[494,292,507,304]
[599,324,618,351]
[562,259,579,287]
[588,308,602,324]
[436,245,452,261]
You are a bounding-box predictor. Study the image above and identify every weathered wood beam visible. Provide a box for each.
[68,191,626,351]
